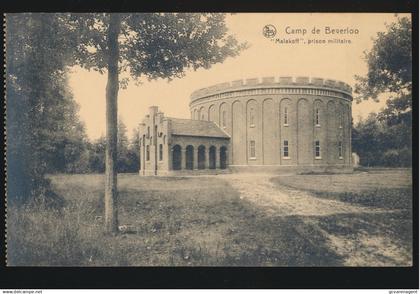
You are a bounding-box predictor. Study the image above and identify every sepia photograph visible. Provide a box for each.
[5,12,414,269]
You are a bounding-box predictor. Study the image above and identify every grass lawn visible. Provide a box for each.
[7,169,413,266]
[7,173,341,266]
[270,168,413,209]
[270,168,413,266]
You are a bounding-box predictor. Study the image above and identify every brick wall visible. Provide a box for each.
[190,78,352,169]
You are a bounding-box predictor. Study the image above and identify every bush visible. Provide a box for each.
[352,113,412,168]
[375,148,412,167]
[396,147,412,167]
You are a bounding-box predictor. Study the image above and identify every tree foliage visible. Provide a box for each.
[352,114,412,167]
[127,127,141,172]
[354,16,412,126]
[353,16,412,168]
[6,14,82,203]
[70,13,247,80]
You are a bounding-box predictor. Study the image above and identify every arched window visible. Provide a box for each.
[146,145,150,161]
[159,144,163,161]
[249,140,256,159]
[220,146,227,169]
[315,140,321,159]
[283,140,289,158]
[222,110,226,128]
[315,108,320,126]
[209,146,216,169]
[208,105,215,122]
[186,145,194,170]
[338,141,343,159]
[199,107,205,121]
[172,145,182,170]
[249,107,255,127]
[198,145,206,169]
[284,107,288,125]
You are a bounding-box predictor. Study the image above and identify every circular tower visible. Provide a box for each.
[189,76,353,172]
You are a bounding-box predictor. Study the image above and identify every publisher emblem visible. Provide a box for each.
[263,25,277,38]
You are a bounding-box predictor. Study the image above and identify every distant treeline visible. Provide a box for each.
[352,113,412,168]
[45,118,140,174]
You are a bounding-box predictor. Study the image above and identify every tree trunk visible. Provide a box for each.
[105,14,121,234]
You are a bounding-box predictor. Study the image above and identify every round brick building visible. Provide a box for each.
[189,76,353,172]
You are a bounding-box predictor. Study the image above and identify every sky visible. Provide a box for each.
[68,13,409,140]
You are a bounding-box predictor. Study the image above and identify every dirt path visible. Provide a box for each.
[219,173,411,266]
[222,173,386,217]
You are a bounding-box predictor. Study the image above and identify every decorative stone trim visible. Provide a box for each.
[190,76,352,104]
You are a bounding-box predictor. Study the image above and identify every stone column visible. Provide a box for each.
[181,147,187,170]
[168,145,173,170]
[193,146,198,170]
[215,147,220,169]
[225,149,229,169]
[142,142,146,175]
[205,147,210,169]
[179,147,183,171]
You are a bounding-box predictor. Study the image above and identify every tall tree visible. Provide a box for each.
[6,14,79,203]
[353,16,412,166]
[71,13,246,233]
[354,16,412,125]
[42,81,89,174]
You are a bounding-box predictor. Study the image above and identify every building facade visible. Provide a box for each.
[190,76,353,172]
[139,76,353,175]
[138,106,230,175]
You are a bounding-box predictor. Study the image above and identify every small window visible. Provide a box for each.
[338,141,343,159]
[222,110,227,128]
[283,140,289,158]
[315,140,321,159]
[159,144,163,161]
[250,140,256,158]
[284,107,288,125]
[201,114,205,120]
[339,111,343,129]
[250,107,255,127]
[315,108,320,126]
[146,145,150,161]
